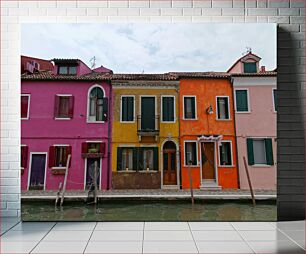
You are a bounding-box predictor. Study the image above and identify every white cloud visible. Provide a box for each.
[21,23,276,73]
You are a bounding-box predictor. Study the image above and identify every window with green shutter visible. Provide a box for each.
[273,89,277,112]
[235,90,249,112]
[185,142,197,165]
[243,62,257,73]
[121,96,134,122]
[139,147,158,171]
[247,138,274,166]
[162,96,175,122]
[219,142,232,166]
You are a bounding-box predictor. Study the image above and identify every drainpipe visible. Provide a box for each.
[176,84,182,189]
[231,77,241,189]
[106,80,112,190]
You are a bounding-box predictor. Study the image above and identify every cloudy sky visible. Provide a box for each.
[21,23,276,73]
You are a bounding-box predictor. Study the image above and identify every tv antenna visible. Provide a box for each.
[90,56,96,69]
[242,47,252,56]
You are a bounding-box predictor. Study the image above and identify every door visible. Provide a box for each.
[29,154,46,190]
[85,158,100,190]
[141,97,155,130]
[163,141,177,185]
[201,142,215,180]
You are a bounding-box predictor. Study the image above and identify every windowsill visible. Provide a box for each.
[118,170,136,173]
[183,164,199,167]
[55,118,71,120]
[219,165,235,168]
[216,118,231,121]
[161,121,176,123]
[120,121,135,123]
[51,167,66,169]
[21,117,29,120]
[182,118,198,121]
[251,164,273,168]
[235,111,251,114]
[87,121,105,124]
[139,170,158,173]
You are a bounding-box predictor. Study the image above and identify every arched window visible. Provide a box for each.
[88,86,106,122]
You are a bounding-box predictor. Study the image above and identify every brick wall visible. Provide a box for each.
[0,0,305,219]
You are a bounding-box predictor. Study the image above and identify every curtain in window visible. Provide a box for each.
[89,87,104,121]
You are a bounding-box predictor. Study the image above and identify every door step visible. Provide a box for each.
[200,180,222,191]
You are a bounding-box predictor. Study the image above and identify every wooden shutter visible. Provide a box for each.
[162,97,169,121]
[127,97,134,121]
[100,143,106,156]
[48,146,55,167]
[153,147,158,171]
[54,95,60,118]
[168,97,174,121]
[246,138,254,165]
[21,146,28,168]
[132,148,138,171]
[265,138,274,165]
[122,97,127,121]
[68,96,74,119]
[66,146,72,167]
[138,147,145,171]
[102,97,108,121]
[117,147,122,171]
[81,142,87,154]
[21,96,29,118]
[236,90,248,112]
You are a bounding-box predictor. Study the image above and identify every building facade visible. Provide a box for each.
[111,74,181,189]
[177,73,239,190]
[228,52,277,190]
[21,58,113,191]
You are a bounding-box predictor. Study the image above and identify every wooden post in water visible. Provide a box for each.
[188,160,194,205]
[55,182,62,206]
[243,156,256,206]
[93,161,98,204]
[60,154,71,206]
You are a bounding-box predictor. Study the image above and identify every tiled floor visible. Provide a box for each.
[0,219,304,253]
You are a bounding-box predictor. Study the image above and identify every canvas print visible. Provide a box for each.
[20,23,277,221]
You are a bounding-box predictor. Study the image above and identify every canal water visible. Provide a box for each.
[22,200,276,221]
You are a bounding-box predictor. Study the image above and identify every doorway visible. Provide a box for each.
[201,142,216,181]
[85,158,101,190]
[162,141,177,186]
[28,153,47,190]
[141,97,155,131]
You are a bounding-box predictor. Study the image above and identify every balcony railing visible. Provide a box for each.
[137,115,160,138]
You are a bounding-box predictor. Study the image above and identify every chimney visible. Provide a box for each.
[260,66,266,72]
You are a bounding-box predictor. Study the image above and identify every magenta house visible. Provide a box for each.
[228,52,277,190]
[21,57,113,191]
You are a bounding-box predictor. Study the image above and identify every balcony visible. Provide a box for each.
[137,115,160,141]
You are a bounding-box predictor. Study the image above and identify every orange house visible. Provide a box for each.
[177,73,239,190]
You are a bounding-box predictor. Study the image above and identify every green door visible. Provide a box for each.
[141,97,155,130]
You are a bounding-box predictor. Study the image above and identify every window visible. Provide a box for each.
[21,94,30,119]
[219,142,232,166]
[117,147,158,171]
[54,95,74,119]
[247,138,274,166]
[162,96,175,122]
[121,96,134,122]
[185,142,197,165]
[81,142,105,157]
[183,96,196,119]
[88,86,108,122]
[58,66,77,75]
[243,62,257,73]
[235,90,249,112]
[21,146,28,168]
[216,97,230,120]
[48,145,72,168]
[122,148,134,170]
[273,89,277,112]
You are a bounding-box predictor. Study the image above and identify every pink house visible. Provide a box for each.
[228,52,277,190]
[21,57,113,191]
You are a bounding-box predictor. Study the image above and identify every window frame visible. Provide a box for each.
[218,140,234,167]
[58,65,77,75]
[243,62,257,73]
[52,144,69,169]
[121,148,135,171]
[161,95,176,123]
[182,95,197,120]
[252,138,268,166]
[54,94,73,120]
[184,140,199,167]
[21,94,30,120]
[272,88,277,113]
[120,95,135,123]
[216,96,231,120]
[234,88,250,113]
[87,85,106,123]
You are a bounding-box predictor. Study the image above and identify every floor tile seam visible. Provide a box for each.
[188,222,200,254]
[83,222,98,254]
[0,221,21,236]
[142,221,145,254]
[229,222,256,254]
[275,227,306,251]
[29,222,57,254]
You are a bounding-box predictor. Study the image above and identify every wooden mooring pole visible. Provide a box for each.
[243,156,256,207]
[60,154,71,207]
[93,161,98,204]
[188,160,194,205]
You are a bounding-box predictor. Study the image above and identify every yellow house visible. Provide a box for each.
[111,74,180,189]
